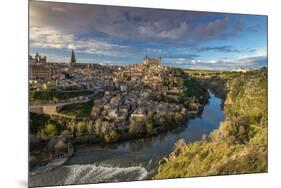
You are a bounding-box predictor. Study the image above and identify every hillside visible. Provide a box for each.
[154,68,267,178]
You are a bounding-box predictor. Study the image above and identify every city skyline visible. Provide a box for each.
[30,1,267,70]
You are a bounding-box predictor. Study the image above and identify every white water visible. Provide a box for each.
[63,164,148,184]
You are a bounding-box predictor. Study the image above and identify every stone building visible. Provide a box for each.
[29,53,57,80]
[29,52,47,64]
[29,64,57,80]
[144,57,161,65]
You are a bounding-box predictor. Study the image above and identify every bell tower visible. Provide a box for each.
[70,49,76,65]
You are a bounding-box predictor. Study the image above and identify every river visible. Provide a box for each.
[29,92,224,187]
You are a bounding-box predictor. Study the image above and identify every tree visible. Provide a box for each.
[174,112,183,125]
[94,118,103,135]
[44,123,58,136]
[104,129,120,143]
[129,117,146,136]
[146,121,154,134]
[77,121,88,135]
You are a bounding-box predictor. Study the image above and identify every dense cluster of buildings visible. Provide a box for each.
[29,51,171,92]
[29,51,206,141]
[28,50,101,90]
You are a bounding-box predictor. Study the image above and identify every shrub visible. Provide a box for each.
[146,121,154,134]
[61,129,71,138]
[77,121,88,135]
[94,118,103,135]
[129,117,146,136]
[44,123,58,136]
[174,112,184,125]
[104,129,120,143]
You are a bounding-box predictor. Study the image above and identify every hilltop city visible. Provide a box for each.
[29,50,207,124]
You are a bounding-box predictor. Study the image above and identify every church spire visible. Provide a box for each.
[70,49,76,64]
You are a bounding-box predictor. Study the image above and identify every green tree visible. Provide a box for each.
[77,121,88,135]
[129,117,146,136]
[44,123,58,136]
[174,112,183,125]
[104,129,120,143]
[146,121,154,134]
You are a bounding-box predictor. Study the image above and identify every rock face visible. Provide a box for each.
[47,137,68,153]
[47,137,58,152]
[174,138,187,149]
[54,139,68,153]
[224,95,233,105]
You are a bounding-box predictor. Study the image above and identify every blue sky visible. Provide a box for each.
[29,1,267,70]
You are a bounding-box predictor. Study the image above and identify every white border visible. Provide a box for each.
[0,0,280,188]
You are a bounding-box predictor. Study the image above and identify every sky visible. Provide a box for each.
[29,1,267,70]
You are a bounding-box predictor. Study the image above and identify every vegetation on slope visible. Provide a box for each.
[155,68,267,179]
[29,90,93,102]
[29,113,63,136]
[59,99,94,117]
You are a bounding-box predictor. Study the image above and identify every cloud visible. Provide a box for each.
[188,17,229,41]
[30,26,73,49]
[239,48,267,59]
[29,1,232,44]
[162,53,199,59]
[30,26,129,57]
[163,53,267,70]
[29,1,267,70]
[195,45,240,53]
[159,22,188,39]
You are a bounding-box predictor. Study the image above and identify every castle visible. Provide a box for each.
[144,57,161,65]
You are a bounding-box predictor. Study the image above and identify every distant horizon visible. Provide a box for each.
[29,1,268,71]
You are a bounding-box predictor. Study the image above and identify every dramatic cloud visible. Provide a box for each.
[29,1,267,70]
[159,22,188,39]
[187,17,229,41]
[30,26,130,57]
[30,26,73,49]
[29,1,231,43]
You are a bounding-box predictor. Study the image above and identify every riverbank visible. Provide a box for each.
[154,68,267,179]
